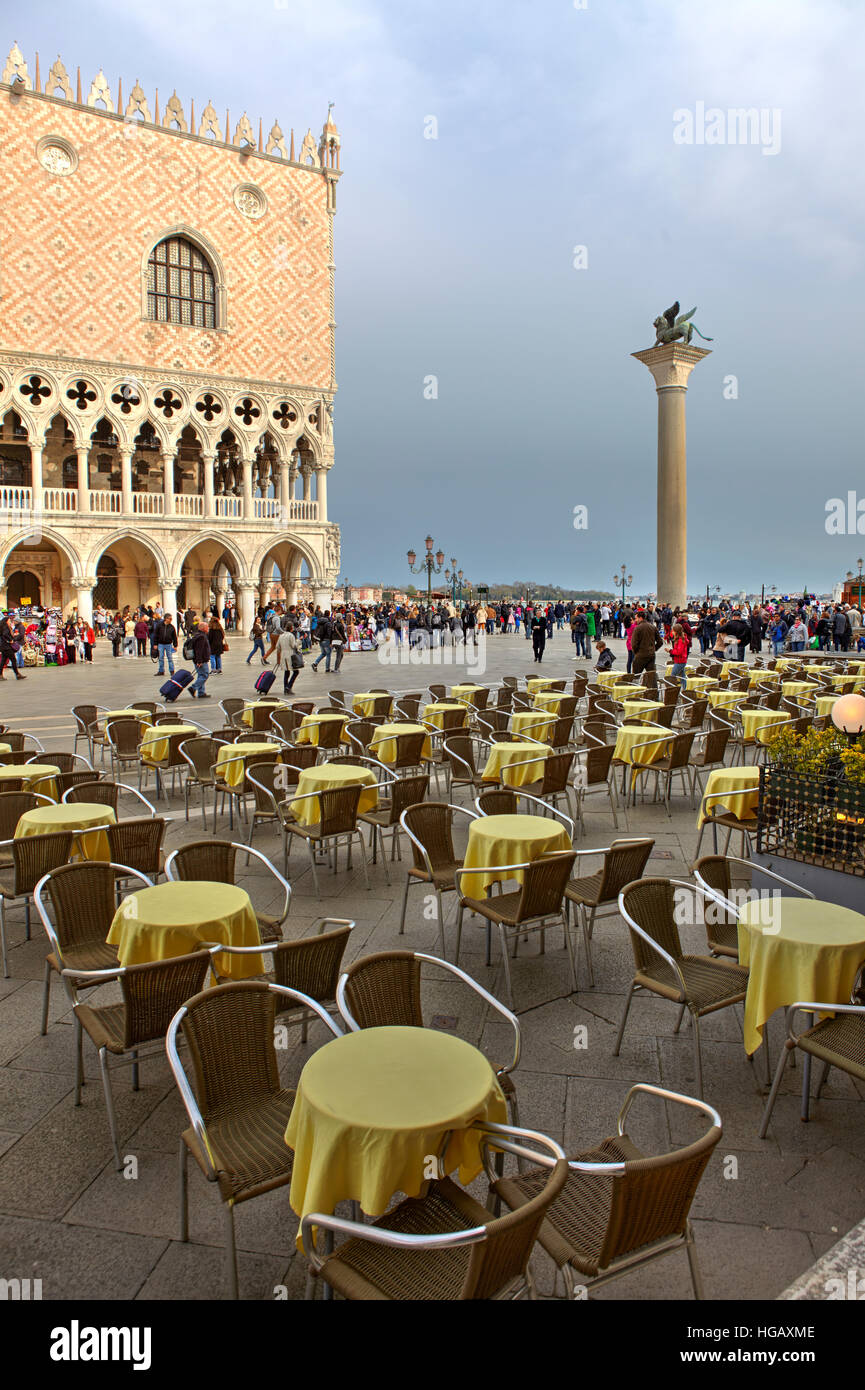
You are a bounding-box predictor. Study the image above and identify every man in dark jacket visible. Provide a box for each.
[721,612,750,663]
[311,612,333,672]
[531,610,546,663]
[630,613,663,675]
[190,623,212,698]
[154,614,179,676]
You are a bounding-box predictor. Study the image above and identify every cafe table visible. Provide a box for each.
[98,708,153,729]
[0,763,61,801]
[106,880,264,979]
[697,766,760,828]
[525,678,563,695]
[612,723,672,772]
[532,691,568,712]
[720,661,749,681]
[450,683,488,707]
[462,812,571,892]
[285,1025,507,1247]
[708,689,750,710]
[369,722,432,764]
[241,699,284,727]
[604,682,647,699]
[294,712,350,747]
[422,701,469,730]
[829,674,865,691]
[747,669,781,687]
[677,676,718,694]
[15,802,116,861]
[738,897,865,1055]
[781,681,819,699]
[216,741,281,788]
[351,691,393,717]
[290,763,379,828]
[816,695,841,717]
[597,672,621,690]
[139,723,197,765]
[621,699,666,724]
[481,740,550,788]
[510,710,557,743]
[739,707,791,746]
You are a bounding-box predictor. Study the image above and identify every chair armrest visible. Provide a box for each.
[415,952,521,1073]
[785,999,865,1043]
[616,1082,722,1136]
[454,861,533,895]
[230,841,292,923]
[618,889,687,995]
[166,1005,218,1181]
[725,856,815,899]
[300,1210,487,1272]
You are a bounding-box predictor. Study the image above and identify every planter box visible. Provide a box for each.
[757,766,865,877]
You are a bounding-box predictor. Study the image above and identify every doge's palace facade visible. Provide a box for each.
[0,41,342,630]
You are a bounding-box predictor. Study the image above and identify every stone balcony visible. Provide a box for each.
[0,485,321,525]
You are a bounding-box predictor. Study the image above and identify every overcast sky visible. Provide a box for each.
[17,0,865,595]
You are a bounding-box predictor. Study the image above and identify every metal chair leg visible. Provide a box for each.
[98,1047,122,1170]
[224,1202,239,1299]
[692,1015,704,1098]
[759,1041,792,1138]
[74,1013,84,1104]
[685,1222,705,1299]
[498,923,515,1009]
[41,959,52,1035]
[179,1138,189,1241]
[613,982,635,1056]
[398,874,412,934]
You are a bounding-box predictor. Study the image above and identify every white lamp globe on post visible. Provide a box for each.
[831,693,865,744]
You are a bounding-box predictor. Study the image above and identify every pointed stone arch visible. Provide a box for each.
[87,527,170,579]
[171,529,249,583]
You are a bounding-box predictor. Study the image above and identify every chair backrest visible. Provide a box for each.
[252,705,277,733]
[502,676,518,690]
[762,689,783,710]
[119,950,213,1050]
[597,838,655,902]
[428,684,447,701]
[392,731,426,769]
[65,779,119,811]
[180,981,285,1115]
[383,773,429,823]
[440,707,468,734]
[514,852,576,923]
[212,727,240,745]
[0,750,35,766]
[108,719,142,754]
[700,727,730,764]
[370,695,393,719]
[41,860,123,951]
[71,705,98,735]
[181,737,218,783]
[541,751,574,793]
[495,688,513,710]
[549,716,575,749]
[682,698,708,728]
[1,733,26,751]
[318,783,363,835]
[170,838,238,884]
[281,743,318,770]
[153,712,182,725]
[665,730,696,768]
[290,701,315,716]
[129,701,158,716]
[105,818,166,876]
[264,923,349,1004]
[56,770,103,797]
[11,830,75,896]
[477,788,519,816]
[555,696,579,718]
[692,855,735,931]
[442,734,476,777]
[477,710,509,735]
[662,683,680,706]
[247,762,295,812]
[402,802,456,872]
[0,790,42,839]
[394,695,422,721]
[619,878,684,973]
[653,705,676,728]
[584,741,615,783]
[345,719,376,753]
[219,697,246,727]
[341,950,423,1028]
[472,689,490,711]
[328,690,348,709]
[313,718,345,751]
[35,752,79,774]
[270,707,301,741]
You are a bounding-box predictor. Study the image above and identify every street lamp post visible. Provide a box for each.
[341,577,351,608]
[444,558,460,607]
[846,558,864,612]
[613,564,633,606]
[407,535,445,608]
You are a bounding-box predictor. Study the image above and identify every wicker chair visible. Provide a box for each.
[393,694,423,721]
[337,949,522,1125]
[475,787,519,816]
[615,878,749,1097]
[441,734,494,796]
[675,697,708,732]
[0,732,44,753]
[1,751,40,767]
[302,1121,567,1301]
[454,851,577,1008]
[70,948,216,1167]
[34,860,153,1036]
[178,737,220,828]
[54,769,107,798]
[694,787,758,861]
[213,749,276,831]
[33,751,92,776]
[693,854,814,961]
[564,838,655,986]
[244,762,300,847]
[219,697,246,728]
[71,704,100,761]
[492,1084,721,1299]
[515,750,576,821]
[105,818,167,884]
[214,918,355,1039]
[398,801,478,955]
[62,780,156,817]
[168,979,343,1297]
[326,689,350,711]
[284,783,371,899]
[165,838,291,944]
[689,728,731,801]
[572,742,624,830]
[476,710,510,738]
[628,730,696,817]
[344,719,379,755]
[759,970,865,1138]
[358,772,429,884]
[129,701,160,717]
[0,790,51,869]
[267,706,301,743]
[0,830,74,977]
[280,743,319,771]
[387,729,432,779]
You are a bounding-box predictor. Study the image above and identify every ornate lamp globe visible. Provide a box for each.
[832,693,865,742]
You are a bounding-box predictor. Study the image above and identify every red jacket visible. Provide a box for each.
[670,637,689,663]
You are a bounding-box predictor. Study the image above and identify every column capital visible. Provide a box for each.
[631,342,711,391]
[234,578,258,592]
[158,574,182,589]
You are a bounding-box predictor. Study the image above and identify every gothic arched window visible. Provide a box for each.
[146,236,216,328]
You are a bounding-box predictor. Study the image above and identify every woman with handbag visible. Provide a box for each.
[208,616,226,674]
[275,624,303,694]
[246,616,267,665]
[0,614,25,680]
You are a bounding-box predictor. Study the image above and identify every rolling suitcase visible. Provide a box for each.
[255,669,276,695]
[161,668,193,702]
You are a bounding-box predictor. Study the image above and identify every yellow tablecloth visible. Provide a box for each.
[708,689,749,710]
[739,897,865,1055]
[0,743,10,757]
[739,708,791,745]
[830,675,865,691]
[107,881,264,979]
[721,662,749,680]
[241,699,284,727]
[605,682,646,699]
[532,692,567,712]
[621,699,666,723]
[781,681,818,698]
[369,722,432,764]
[697,767,760,827]
[140,724,197,764]
[0,763,60,801]
[450,684,488,706]
[285,1026,506,1244]
[773,658,802,672]
[481,741,550,787]
[664,664,696,677]
[526,678,563,694]
[352,692,393,717]
[597,672,621,690]
[98,708,153,730]
[290,763,379,827]
[803,665,835,677]
[14,802,116,861]
[216,741,281,788]
[678,676,718,694]
[613,724,672,768]
[748,669,780,687]
[422,701,469,730]
[294,713,350,747]
[511,711,557,743]
[816,695,840,717]
[463,813,571,892]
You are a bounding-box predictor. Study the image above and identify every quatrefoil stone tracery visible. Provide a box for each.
[110,386,141,414]
[66,380,97,411]
[19,375,52,406]
[195,393,223,423]
[154,390,183,419]
[234,398,261,426]
[272,402,298,429]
